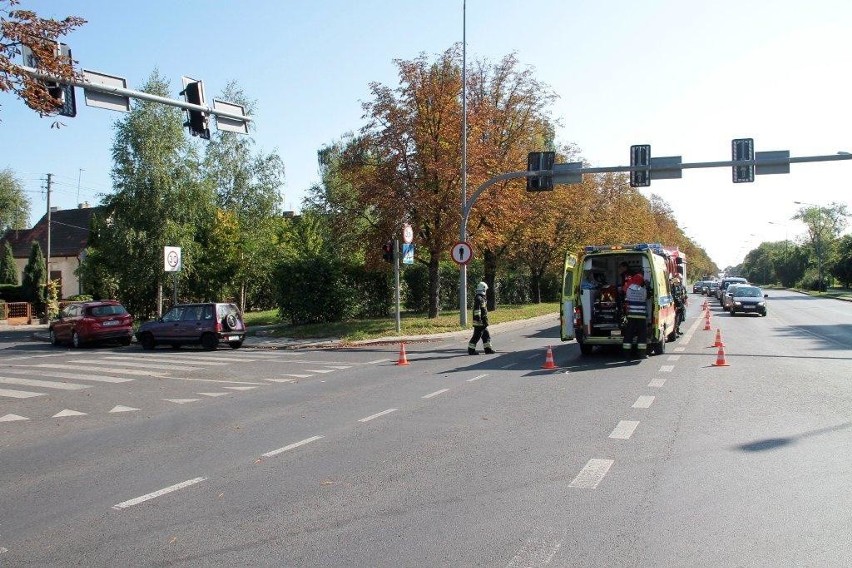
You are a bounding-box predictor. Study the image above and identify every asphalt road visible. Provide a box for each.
[0,290,850,567]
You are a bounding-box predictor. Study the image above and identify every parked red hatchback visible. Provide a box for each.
[49,301,134,348]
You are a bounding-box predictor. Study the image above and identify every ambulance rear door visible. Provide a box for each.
[560,251,577,341]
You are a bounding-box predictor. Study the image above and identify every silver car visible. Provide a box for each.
[722,283,746,312]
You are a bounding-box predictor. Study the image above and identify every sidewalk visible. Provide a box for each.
[13,313,559,350]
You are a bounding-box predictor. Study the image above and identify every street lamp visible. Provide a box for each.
[793,200,824,291]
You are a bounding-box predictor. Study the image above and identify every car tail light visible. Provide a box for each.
[573,306,582,327]
[216,318,223,332]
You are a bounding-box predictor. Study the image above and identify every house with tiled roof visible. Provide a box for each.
[1,203,102,299]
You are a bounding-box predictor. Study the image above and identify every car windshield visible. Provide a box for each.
[735,287,763,297]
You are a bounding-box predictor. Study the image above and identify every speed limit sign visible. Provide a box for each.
[451,241,473,265]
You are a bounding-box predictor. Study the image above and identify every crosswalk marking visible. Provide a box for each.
[198,392,229,397]
[265,378,297,383]
[304,369,334,374]
[0,388,44,399]
[164,399,199,404]
[2,368,133,383]
[0,376,91,391]
[223,386,257,391]
[109,405,138,413]
[32,364,165,377]
[68,359,200,372]
[53,409,86,417]
[278,374,311,379]
[103,356,227,367]
[0,414,29,422]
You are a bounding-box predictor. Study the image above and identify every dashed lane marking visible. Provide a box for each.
[648,378,667,388]
[568,459,614,489]
[0,388,44,399]
[265,378,297,383]
[658,365,674,373]
[609,420,640,440]
[422,388,450,399]
[0,414,29,422]
[506,529,565,567]
[277,374,312,379]
[673,347,685,352]
[366,358,390,365]
[632,395,655,409]
[198,392,229,397]
[163,399,199,404]
[261,435,324,458]
[304,369,334,374]
[1,368,133,383]
[112,477,207,510]
[223,386,258,391]
[0,376,90,391]
[109,405,138,413]
[358,408,397,423]
[500,363,517,369]
[466,374,488,382]
[667,355,681,361]
[52,409,86,417]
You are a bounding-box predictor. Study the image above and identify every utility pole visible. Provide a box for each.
[46,173,52,289]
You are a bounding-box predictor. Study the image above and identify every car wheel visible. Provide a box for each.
[761,311,767,317]
[228,340,243,349]
[579,342,593,356]
[201,332,218,351]
[72,331,82,348]
[49,329,60,347]
[731,309,737,316]
[119,337,132,346]
[139,333,155,350]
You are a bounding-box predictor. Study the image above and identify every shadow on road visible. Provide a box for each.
[734,422,852,453]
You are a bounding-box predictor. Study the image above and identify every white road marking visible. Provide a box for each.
[526,354,540,360]
[104,356,227,366]
[673,347,685,352]
[198,392,229,397]
[500,363,516,369]
[109,405,138,413]
[609,420,640,440]
[223,386,257,391]
[0,547,7,554]
[569,459,614,489]
[0,388,44,399]
[112,477,207,510]
[506,531,565,567]
[467,374,488,382]
[304,369,334,374]
[68,359,200,372]
[52,409,86,417]
[3,368,133,383]
[156,377,264,385]
[265,378,297,383]
[358,408,398,422]
[163,399,199,404]
[33,364,165,377]
[278,374,311,379]
[0,414,29,422]
[667,355,681,361]
[0,376,90,390]
[648,378,667,388]
[422,388,450,399]
[261,435,324,458]
[632,395,655,409]
[366,358,390,365]
[658,365,674,373]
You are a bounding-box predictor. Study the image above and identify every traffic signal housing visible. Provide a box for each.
[526,151,555,191]
[630,145,651,187]
[732,138,755,183]
[382,241,394,263]
[180,80,210,139]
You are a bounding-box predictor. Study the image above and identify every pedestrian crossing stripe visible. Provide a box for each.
[0,376,91,390]
[109,405,139,413]
[2,368,133,383]
[68,359,200,372]
[0,414,29,422]
[53,409,86,417]
[0,388,44,399]
[103,356,227,366]
[33,364,165,377]
[164,399,199,404]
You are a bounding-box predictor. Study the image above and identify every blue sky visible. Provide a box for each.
[2,0,851,269]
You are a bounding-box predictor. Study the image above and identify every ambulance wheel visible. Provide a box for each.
[579,342,593,356]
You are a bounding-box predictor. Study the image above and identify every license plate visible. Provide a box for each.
[227,335,241,341]
[610,330,621,336]
[743,305,755,310]
[102,320,119,326]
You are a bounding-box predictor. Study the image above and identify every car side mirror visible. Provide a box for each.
[764,294,769,298]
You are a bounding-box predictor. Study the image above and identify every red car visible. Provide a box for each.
[49,300,134,348]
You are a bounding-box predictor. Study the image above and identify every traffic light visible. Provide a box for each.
[732,138,755,183]
[180,80,210,139]
[22,43,76,117]
[526,151,555,191]
[382,241,394,263]
[630,145,651,187]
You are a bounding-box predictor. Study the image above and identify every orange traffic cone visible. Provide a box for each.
[703,311,712,330]
[542,346,557,369]
[710,328,724,348]
[712,344,730,366]
[396,342,410,366]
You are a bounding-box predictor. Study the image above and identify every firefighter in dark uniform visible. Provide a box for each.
[622,273,649,358]
[468,281,495,355]
[671,276,687,335]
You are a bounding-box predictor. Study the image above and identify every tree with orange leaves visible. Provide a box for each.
[0,0,85,119]
[340,45,560,318]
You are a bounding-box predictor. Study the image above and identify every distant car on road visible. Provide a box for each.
[135,302,246,350]
[705,281,719,297]
[693,280,707,294]
[722,283,746,312]
[730,286,768,316]
[49,300,134,348]
[717,277,748,304]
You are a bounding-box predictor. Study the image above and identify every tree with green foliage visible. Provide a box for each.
[20,241,45,313]
[80,70,214,317]
[0,240,17,283]
[0,167,30,230]
[831,234,852,288]
[793,202,849,289]
[200,81,285,310]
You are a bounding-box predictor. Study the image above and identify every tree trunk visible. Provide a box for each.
[428,255,440,318]
[484,249,498,311]
[530,269,543,303]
